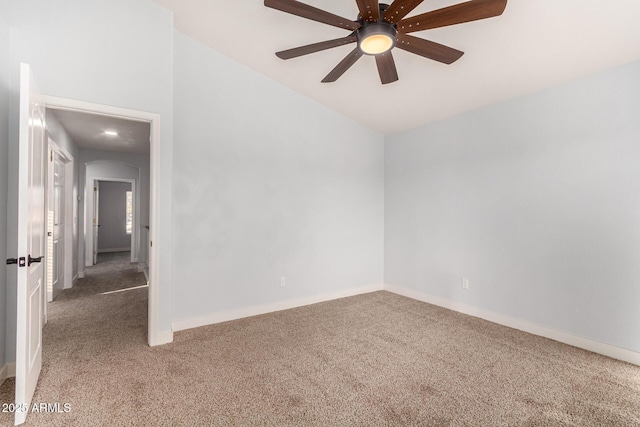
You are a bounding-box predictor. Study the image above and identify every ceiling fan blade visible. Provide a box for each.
[397,0,507,33]
[375,51,399,84]
[355,0,380,22]
[276,36,357,59]
[383,0,425,24]
[321,48,363,83]
[396,33,464,64]
[265,0,361,31]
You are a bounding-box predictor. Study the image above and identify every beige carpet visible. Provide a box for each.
[1,254,639,426]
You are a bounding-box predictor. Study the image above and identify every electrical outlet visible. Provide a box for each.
[280,276,286,287]
[462,278,469,290]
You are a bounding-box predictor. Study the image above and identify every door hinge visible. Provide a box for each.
[50,150,53,162]
[6,257,26,267]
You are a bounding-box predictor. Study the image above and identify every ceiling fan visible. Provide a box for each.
[264,0,507,84]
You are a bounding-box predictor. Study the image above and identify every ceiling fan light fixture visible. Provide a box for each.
[265,0,509,84]
[357,22,397,55]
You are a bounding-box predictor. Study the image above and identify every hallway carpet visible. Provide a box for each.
[1,257,639,425]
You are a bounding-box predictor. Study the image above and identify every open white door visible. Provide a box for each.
[14,63,46,425]
[92,181,99,265]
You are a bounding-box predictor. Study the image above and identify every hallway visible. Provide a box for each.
[0,252,148,426]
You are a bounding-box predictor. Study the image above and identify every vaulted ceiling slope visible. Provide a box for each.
[154,0,640,135]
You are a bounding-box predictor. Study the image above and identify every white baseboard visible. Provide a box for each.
[148,330,173,347]
[384,284,640,366]
[98,248,130,253]
[173,284,384,332]
[0,362,16,385]
[72,273,78,284]
[78,271,85,279]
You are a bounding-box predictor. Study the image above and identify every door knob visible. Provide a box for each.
[6,257,26,267]
[28,255,43,266]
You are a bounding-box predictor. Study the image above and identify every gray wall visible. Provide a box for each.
[385,60,640,353]
[97,181,132,251]
[5,0,174,355]
[0,8,10,371]
[46,111,79,159]
[172,32,385,321]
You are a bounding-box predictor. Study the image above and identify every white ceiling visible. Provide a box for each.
[154,0,640,135]
[49,109,150,154]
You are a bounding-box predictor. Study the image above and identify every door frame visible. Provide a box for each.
[45,135,74,305]
[91,178,137,262]
[42,95,162,346]
[92,180,99,265]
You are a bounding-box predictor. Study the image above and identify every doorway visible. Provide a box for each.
[91,179,136,265]
[42,96,162,346]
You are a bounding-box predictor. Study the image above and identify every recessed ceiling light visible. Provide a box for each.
[104,130,118,136]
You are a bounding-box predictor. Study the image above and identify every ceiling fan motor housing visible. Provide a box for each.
[357,21,397,55]
[356,4,397,56]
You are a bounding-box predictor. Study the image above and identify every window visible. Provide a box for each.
[126,190,133,234]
